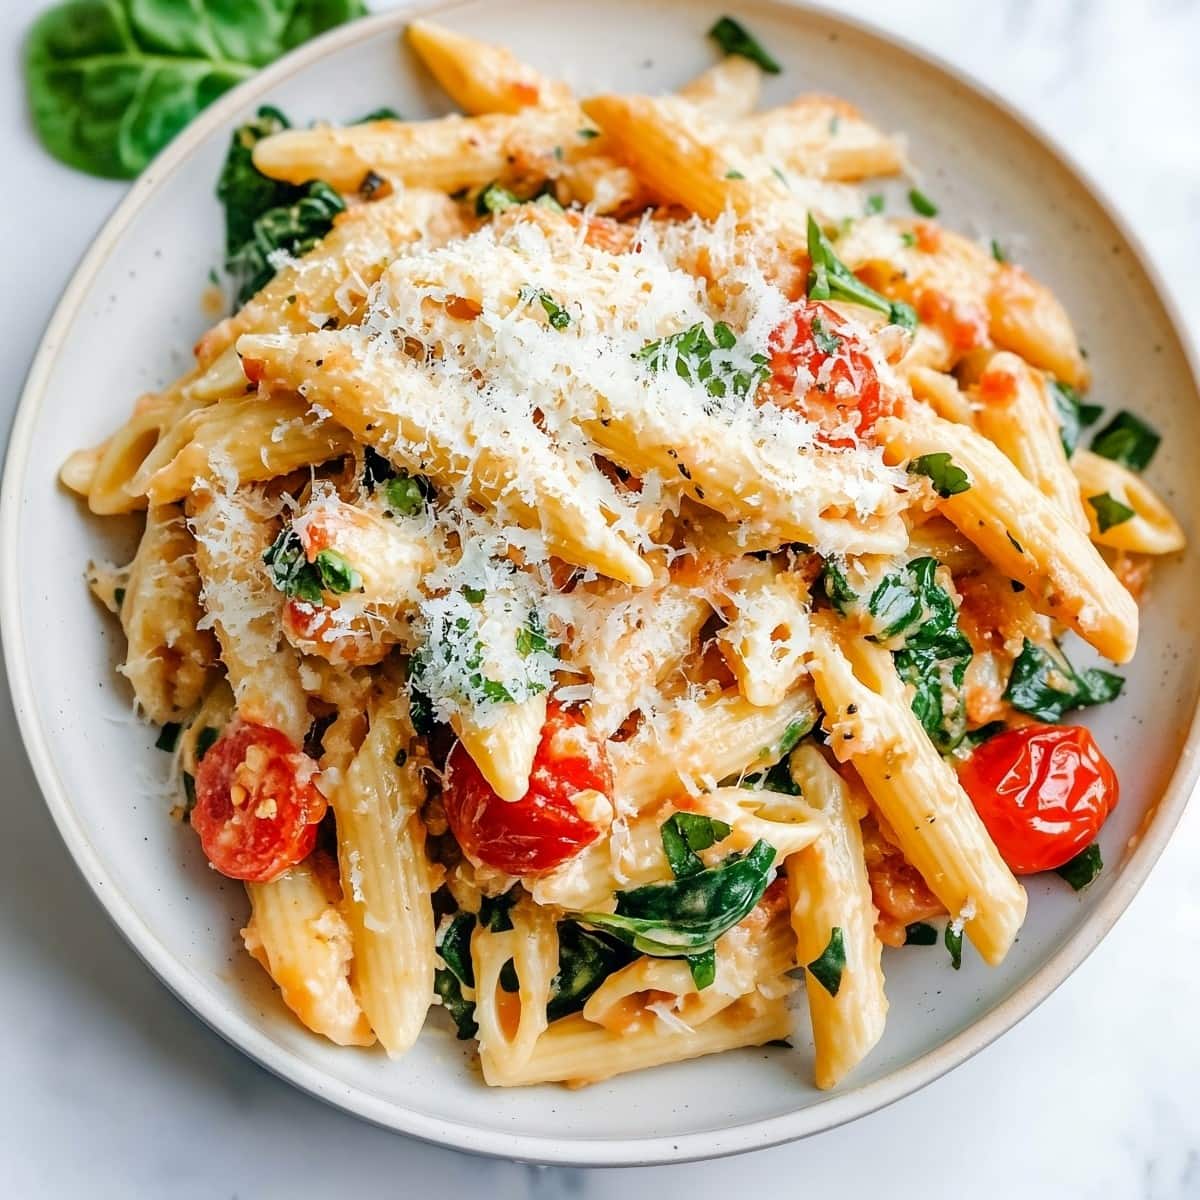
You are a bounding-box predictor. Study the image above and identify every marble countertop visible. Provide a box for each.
[3,1,1199,1195]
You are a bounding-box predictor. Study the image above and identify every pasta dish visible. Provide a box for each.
[60,16,1184,1090]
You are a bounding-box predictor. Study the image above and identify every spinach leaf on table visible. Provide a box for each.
[24,0,367,179]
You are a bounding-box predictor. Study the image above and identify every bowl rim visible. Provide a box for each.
[3,0,1199,1167]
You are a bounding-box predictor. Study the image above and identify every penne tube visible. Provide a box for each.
[677,55,763,119]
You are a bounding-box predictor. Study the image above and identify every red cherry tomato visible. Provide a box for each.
[959,723,1118,874]
[442,702,610,876]
[767,301,886,444]
[192,721,327,883]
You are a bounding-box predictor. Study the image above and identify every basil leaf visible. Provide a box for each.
[904,921,938,946]
[1047,378,1102,456]
[25,1,366,179]
[945,921,963,970]
[354,106,401,123]
[1090,411,1160,472]
[1056,843,1103,891]
[688,948,717,990]
[635,321,767,403]
[661,813,732,879]
[806,214,917,330]
[217,107,294,255]
[907,452,970,498]
[807,927,846,996]
[434,968,478,1039]
[908,188,939,217]
[548,923,637,1022]
[573,840,777,958]
[708,16,781,74]
[1003,638,1124,723]
[1088,492,1136,533]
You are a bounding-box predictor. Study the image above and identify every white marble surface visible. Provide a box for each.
[2,0,1199,1194]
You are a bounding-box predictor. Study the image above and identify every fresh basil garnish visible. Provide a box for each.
[1090,411,1161,472]
[548,923,637,1022]
[945,921,963,970]
[661,813,733,879]
[819,557,858,617]
[1047,378,1103,457]
[635,321,768,403]
[806,214,917,330]
[906,452,971,498]
[707,16,782,74]
[1003,638,1124,723]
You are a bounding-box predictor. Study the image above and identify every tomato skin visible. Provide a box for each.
[191,721,327,883]
[959,724,1118,874]
[767,301,886,444]
[442,702,610,876]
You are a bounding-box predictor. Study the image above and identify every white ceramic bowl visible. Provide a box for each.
[3,0,1198,1166]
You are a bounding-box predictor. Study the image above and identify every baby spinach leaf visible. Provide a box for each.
[1003,638,1124,723]
[807,927,846,996]
[687,948,717,990]
[806,214,917,330]
[904,921,938,946]
[572,840,777,958]
[708,16,781,74]
[1056,843,1103,891]
[1088,492,1135,533]
[907,187,939,217]
[547,923,638,1022]
[1090,411,1160,472]
[24,0,367,179]
[479,890,517,932]
[1047,378,1102,457]
[661,813,732,879]
[439,912,476,988]
[216,106,295,253]
[434,968,478,1039]
[906,451,971,498]
[819,556,858,617]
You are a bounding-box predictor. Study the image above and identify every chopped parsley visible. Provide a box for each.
[262,528,363,603]
[383,474,426,516]
[708,16,782,74]
[521,287,571,330]
[990,238,1008,263]
[475,181,520,216]
[865,193,885,215]
[908,187,939,217]
[1088,492,1136,533]
[635,320,767,403]
[907,452,971,498]
[810,314,842,354]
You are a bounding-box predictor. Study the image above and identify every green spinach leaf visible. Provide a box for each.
[1056,843,1103,891]
[906,451,970,498]
[1003,638,1124,723]
[1088,492,1135,533]
[707,16,781,74]
[547,923,638,1022]
[1047,378,1102,456]
[1090,410,1160,472]
[25,0,366,179]
[945,920,963,970]
[807,927,846,996]
[806,214,917,330]
[660,813,732,879]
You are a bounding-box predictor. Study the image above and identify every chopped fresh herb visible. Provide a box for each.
[828,114,841,136]
[810,314,842,355]
[725,168,746,179]
[383,473,426,516]
[195,726,219,762]
[533,190,563,213]
[907,452,971,498]
[635,321,767,403]
[577,127,601,140]
[964,721,1007,747]
[354,107,401,123]
[687,948,717,990]
[515,611,553,659]
[434,968,477,1039]
[990,238,1008,263]
[661,812,732,879]
[573,840,777,959]
[865,193,885,215]
[461,585,486,604]
[899,231,917,248]
[1088,492,1136,533]
[1003,638,1124,723]
[263,528,361,602]
[522,287,571,329]
[1090,411,1161,472]
[548,923,638,1021]
[908,187,939,217]
[807,214,918,330]
[945,921,963,969]
[905,921,938,946]
[475,181,520,216]
[708,16,782,74]
[1047,378,1103,456]
[807,927,846,996]
[155,723,181,753]
[439,911,476,987]
[1056,843,1103,891]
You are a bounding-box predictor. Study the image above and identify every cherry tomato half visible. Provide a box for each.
[766,301,886,443]
[958,723,1118,874]
[192,721,327,883]
[442,702,611,876]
